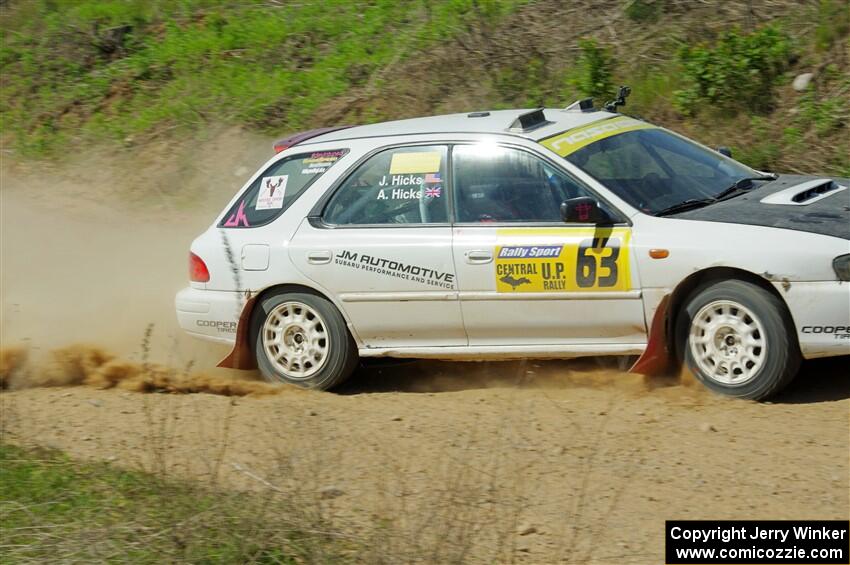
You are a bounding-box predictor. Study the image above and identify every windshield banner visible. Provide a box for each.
[541,116,657,157]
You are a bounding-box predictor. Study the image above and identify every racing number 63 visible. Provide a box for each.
[576,238,620,288]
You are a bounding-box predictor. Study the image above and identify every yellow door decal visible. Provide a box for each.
[540,116,656,157]
[495,227,631,293]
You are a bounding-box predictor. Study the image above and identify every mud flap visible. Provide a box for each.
[217,295,258,370]
[629,294,673,375]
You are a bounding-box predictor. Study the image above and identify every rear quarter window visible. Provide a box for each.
[220,149,348,228]
[322,145,449,225]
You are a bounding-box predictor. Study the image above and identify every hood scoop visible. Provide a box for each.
[760,178,846,206]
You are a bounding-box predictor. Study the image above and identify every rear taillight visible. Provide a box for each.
[189,252,210,283]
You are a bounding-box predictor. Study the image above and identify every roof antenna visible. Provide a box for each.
[603,85,631,113]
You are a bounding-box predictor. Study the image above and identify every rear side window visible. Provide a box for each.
[220,149,348,228]
[323,145,449,225]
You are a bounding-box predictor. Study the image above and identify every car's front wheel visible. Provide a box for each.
[252,291,358,390]
[678,280,801,400]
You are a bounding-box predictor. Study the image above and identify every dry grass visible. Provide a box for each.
[0,344,542,563]
[0,443,354,564]
[1,391,543,564]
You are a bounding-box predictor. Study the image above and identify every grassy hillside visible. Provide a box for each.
[0,0,527,153]
[1,0,848,175]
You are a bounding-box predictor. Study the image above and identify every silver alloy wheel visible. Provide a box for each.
[261,301,330,380]
[688,299,767,385]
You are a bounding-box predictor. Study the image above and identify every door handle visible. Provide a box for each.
[307,250,332,265]
[465,250,493,264]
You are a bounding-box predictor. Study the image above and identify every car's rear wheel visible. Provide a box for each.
[252,291,358,390]
[678,280,800,400]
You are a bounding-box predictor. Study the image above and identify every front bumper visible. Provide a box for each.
[175,287,243,345]
[776,281,850,359]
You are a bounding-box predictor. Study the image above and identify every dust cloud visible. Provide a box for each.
[1,344,292,396]
[1,127,270,372]
[0,345,27,390]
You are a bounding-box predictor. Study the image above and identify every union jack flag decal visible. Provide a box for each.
[425,186,442,198]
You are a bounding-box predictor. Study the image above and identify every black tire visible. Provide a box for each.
[251,291,358,390]
[676,279,801,400]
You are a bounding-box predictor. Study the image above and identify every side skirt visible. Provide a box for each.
[359,343,646,361]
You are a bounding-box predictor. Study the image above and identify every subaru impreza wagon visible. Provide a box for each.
[176,97,850,399]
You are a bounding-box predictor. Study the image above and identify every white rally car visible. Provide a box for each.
[176,94,850,399]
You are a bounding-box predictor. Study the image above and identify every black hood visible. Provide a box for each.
[674,175,850,240]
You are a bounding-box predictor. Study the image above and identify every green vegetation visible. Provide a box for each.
[815,0,850,52]
[488,38,617,109]
[572,38,616,101]
[0,443,346,563]
[734,116,782,172]
[624,0,660,24]
[797,87,847,136]
[492,55,553,108]
[0,0,527,155]
[0,440,529,563]
[0,0,848,175]
[674,25,794,114]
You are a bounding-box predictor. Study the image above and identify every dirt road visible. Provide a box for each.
[3,357,848,563]
[2,139,848,563]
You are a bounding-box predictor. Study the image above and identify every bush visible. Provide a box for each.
[674,25,794,115]
[625,0,661,23]
[797,91,847,136]
[572,38,616,101]
[493,52,578,108]
[815,0,850,52]
[734,117,782,171]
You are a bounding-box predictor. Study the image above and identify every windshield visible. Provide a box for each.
[559,126,758,214]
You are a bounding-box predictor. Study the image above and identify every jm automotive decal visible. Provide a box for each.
[495,228,632,293]
[335,251,455,289]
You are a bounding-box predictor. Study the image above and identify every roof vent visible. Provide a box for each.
[564,98,595,112]
[508,108,552,132]
[468,111,490,118]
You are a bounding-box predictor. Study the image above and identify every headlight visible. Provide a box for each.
[834,254,850,281]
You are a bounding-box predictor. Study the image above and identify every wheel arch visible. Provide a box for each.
[217,282,355,370]
[630,266,791,375]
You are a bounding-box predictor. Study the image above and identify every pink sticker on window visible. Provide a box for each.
[223,201,250,227]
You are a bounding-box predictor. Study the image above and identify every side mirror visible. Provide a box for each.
[560,196,612,224]
[716,146,733,158]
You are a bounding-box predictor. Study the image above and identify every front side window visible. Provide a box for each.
[562,127,757,214]
[324,145,449,225]
[453,144,605,223]
[220,149,348,228]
